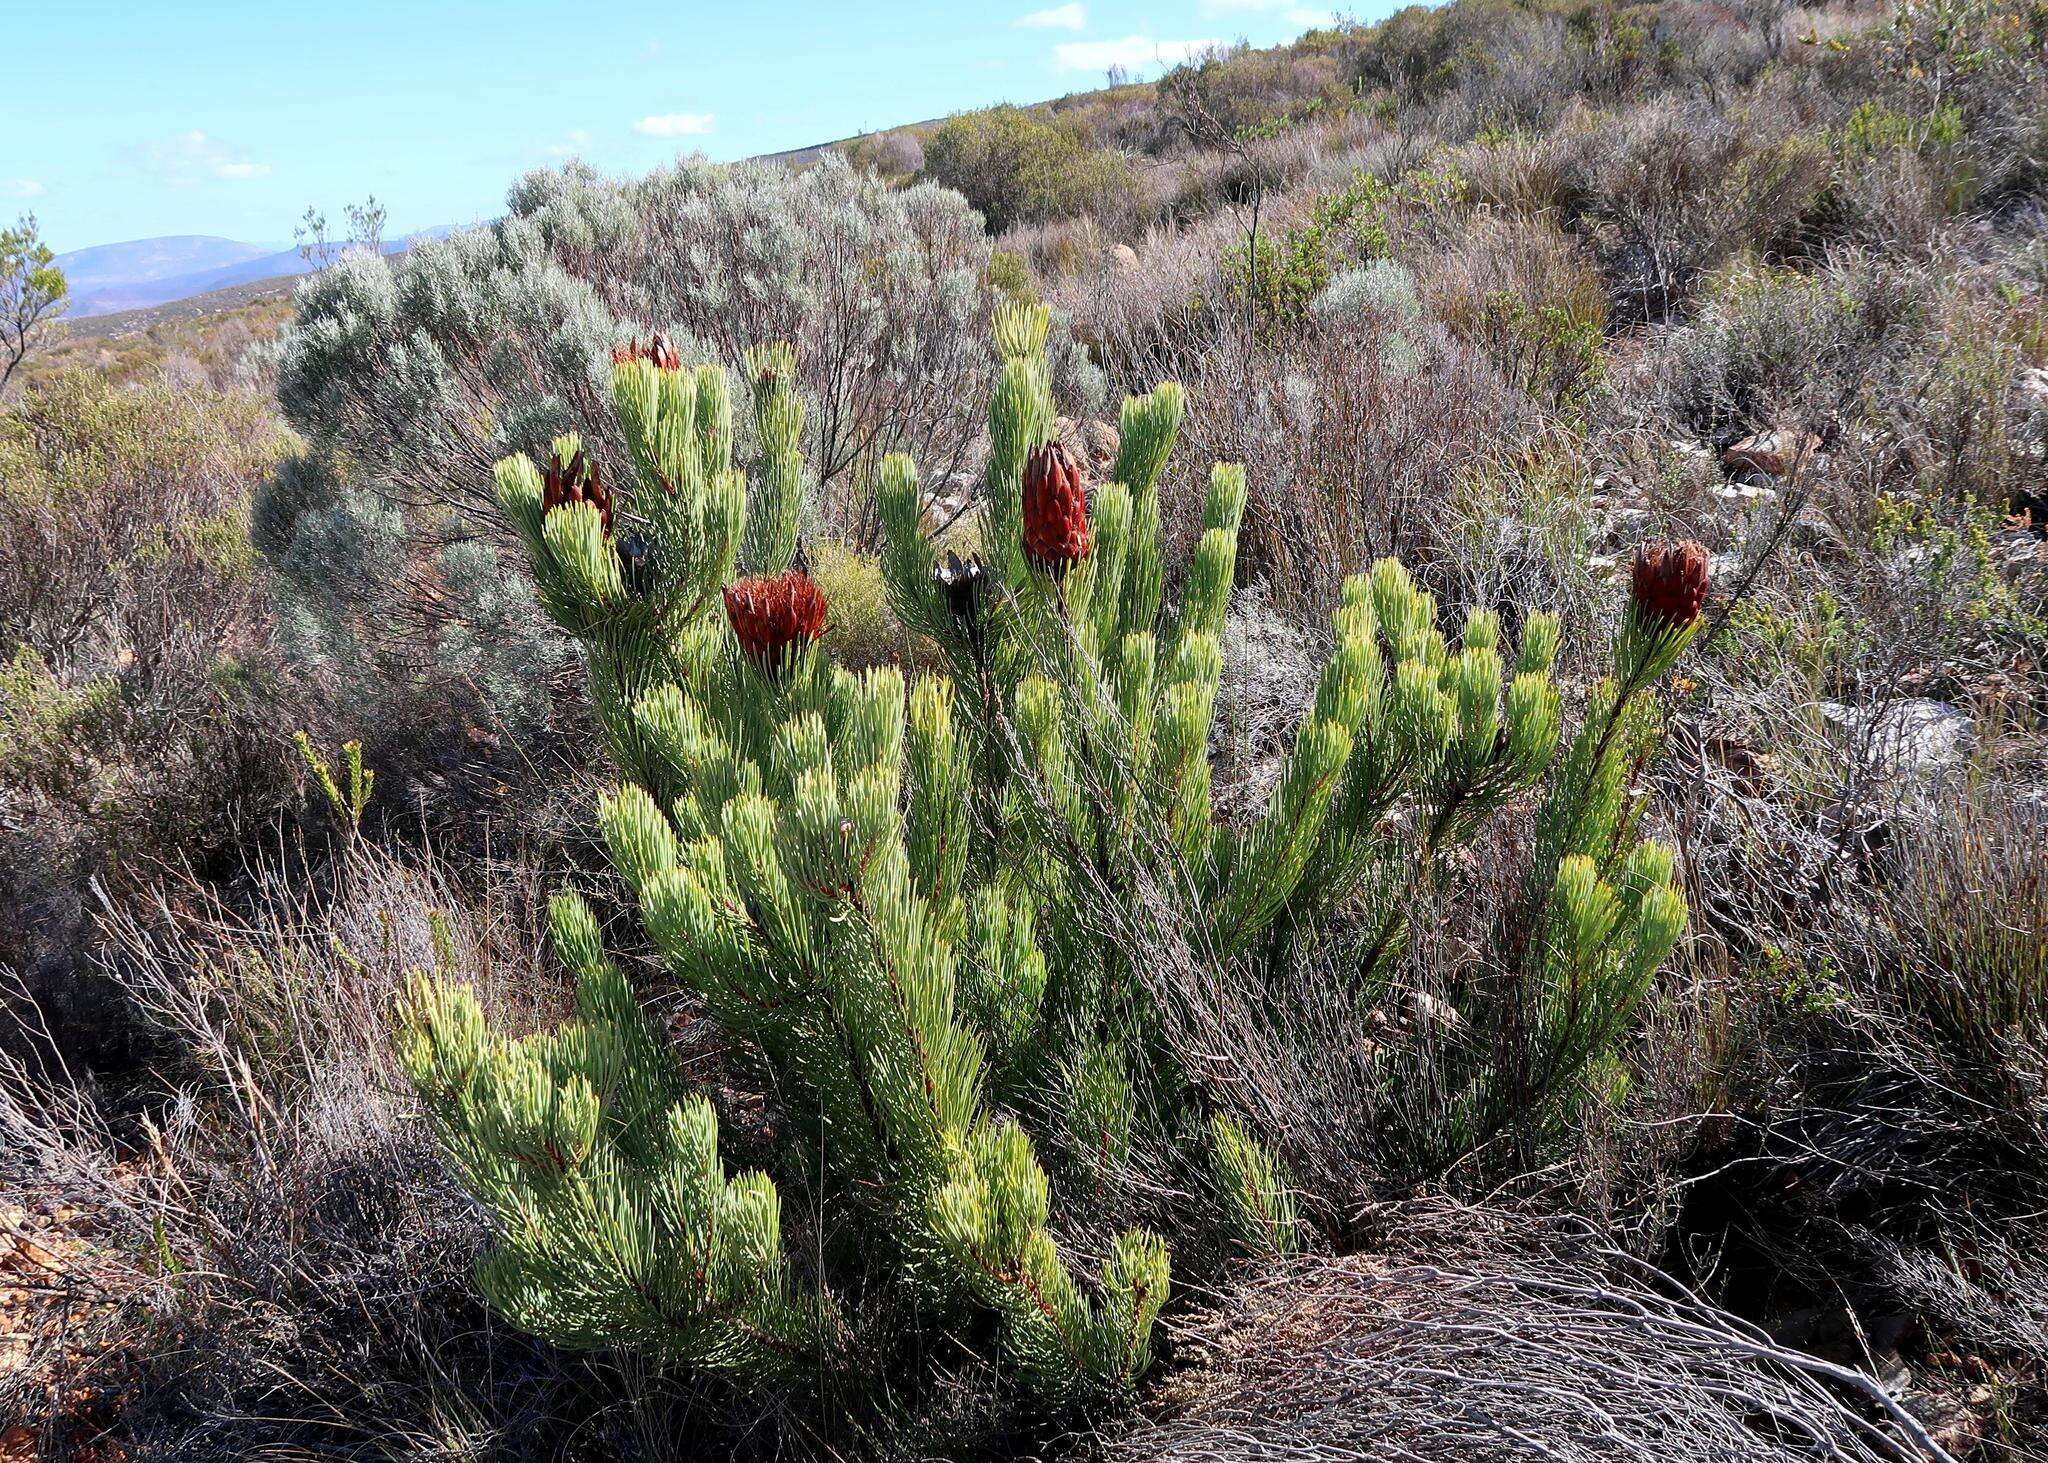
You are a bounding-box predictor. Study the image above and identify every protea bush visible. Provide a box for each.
[395,302,1700,1409]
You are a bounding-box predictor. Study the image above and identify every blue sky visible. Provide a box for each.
[3,1,1349,253]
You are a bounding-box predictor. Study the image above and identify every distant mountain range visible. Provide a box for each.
[56,229,456,318]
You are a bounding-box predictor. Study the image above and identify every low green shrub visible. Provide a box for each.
[1221,167,1469,338]
[0,372,301,1057]
[807,540,900,669]
[922,106,1139,233]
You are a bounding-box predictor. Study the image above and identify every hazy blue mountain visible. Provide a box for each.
[56,229,458,318]
[56,235,285,291]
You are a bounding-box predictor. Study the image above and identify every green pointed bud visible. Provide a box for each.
[1551,853,1622,964]
[1502,670,1563,785]
[1115,630,1157,736]
[1623,838,1678,894]
[1113,382,1187,495]
[549,891,608,979]
[541,500,625,609]
[1314,626,1375,731]
[1209,1112,1300,1257]
[1120,482,1165,642]
[693,365,732,478]
[600,782,681,892]
[639,866,717,978]
[993,299,1051,361]
[667,1095,724,1207]
[495,451,547,549]
[1369,558,1420,650]
[1075,481,1132,637]
[743,344,806,574]
[1628,881,1688,979]
[1182,527,1240,644]
[1517,611,1562,676]
[1447,646,1503,758]
[772,711,833,787]
[1389,657,1456,769]
[963,888,1047,1056]
[837,666,906,783]
[1202,460,1248,533]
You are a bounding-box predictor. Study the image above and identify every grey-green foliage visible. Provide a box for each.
[257,445,574,740]
[497,153,1104,501]
[278,233,619,517]
[1311,261,1423,329]
[1651,254,1932,442]
[263,154,1105,740]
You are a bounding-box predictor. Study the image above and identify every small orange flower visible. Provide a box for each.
[724,570,830,676]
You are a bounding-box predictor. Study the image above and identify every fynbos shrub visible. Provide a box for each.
[398,306,1699,1411]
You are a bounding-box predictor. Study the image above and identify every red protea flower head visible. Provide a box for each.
[612,333,682,371]
[723,570,830,676]
[541,447,613,536]
[1022,440,1091,581]
[1629,539,1710,631]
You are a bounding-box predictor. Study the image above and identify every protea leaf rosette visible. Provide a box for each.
[541,445,614,537]
[724,569,830,677]
[1619,538,1709,683]
[1021,440,1091,582]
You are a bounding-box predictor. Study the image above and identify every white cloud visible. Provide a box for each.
[546,129,594,158]
[137,131,271,184]
[0,179,47,199]
[1054,35,1219,72]
[634,112,716,138]
[1016,3,1086,28]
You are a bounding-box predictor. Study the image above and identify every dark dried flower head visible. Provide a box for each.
[612,333,682,371]
[724,570,830,676]
[1630,539,1710,630]
[1022,440,1091,581]
[541,447,613,535]
[934,551,991,628]
[617,533,657,595]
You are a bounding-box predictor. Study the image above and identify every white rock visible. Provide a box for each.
[1723,429,1822,478]
[1406,989,1462,1030]
[1710,482,1778,502]
[1819,698,1973,777]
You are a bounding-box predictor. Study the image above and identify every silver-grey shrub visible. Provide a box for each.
[495,153,1020,523]
[278,229,616,520]
[264,155,1092,752]
[1310,260,1423,329]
